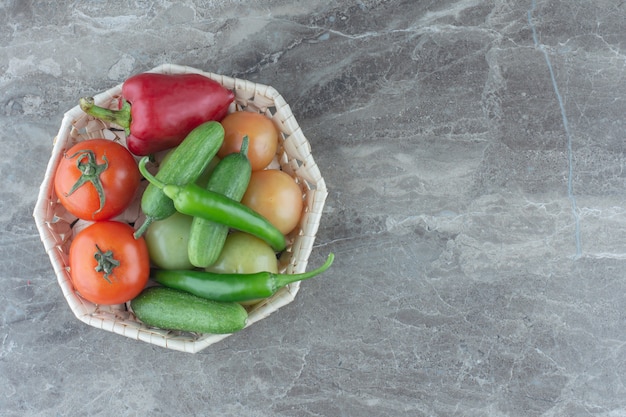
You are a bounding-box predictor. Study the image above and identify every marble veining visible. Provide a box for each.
[528,0,582,257]
[2,1,626,416]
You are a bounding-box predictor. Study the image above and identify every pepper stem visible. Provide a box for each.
[79,97,131,133]
[272,253,335,290]
[138,156,166,190]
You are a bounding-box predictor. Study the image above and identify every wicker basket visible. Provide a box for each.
[33,64,327,353]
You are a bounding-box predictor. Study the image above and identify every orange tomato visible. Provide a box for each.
[69,221,150,305]
[241,169,303,235]
[218,111,279,171]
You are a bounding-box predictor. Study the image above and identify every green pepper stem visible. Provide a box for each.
[272,253,335,289]
[138,156,167,189]
[79,97,131,133]
[138,157,180,201]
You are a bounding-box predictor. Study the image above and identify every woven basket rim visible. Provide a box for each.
[33,64,327,353]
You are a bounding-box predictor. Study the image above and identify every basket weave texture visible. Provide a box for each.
[33,64,327,353]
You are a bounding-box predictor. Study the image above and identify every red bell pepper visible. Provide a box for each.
[79,72,235,156]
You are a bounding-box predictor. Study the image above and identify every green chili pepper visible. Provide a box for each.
[138,157,287,252]
[152,253,334,302]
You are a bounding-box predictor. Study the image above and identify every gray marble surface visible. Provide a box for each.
[2,1,626,416]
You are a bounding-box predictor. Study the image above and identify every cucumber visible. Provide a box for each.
[188,136,252,268]
[131,286,247,334]
[161,150,221,188]
[134,121,224,238]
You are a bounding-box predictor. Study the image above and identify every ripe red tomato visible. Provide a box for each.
[241,169,304,235]
[69,221,150,305]
[218,111,279,171]
[54,139,140,221]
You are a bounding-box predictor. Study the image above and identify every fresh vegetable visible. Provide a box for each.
[134,121,225,238]
[218,111,279,171]
[69,221,150,305]
[206,232,278,275]
[152,253,334,303]
[188,136,252,268]
[195,156,221,188]
[145,212,194,270]
[241,169,304,235]
[138,157,287,251]
[79,73,234,156]
[158,148,221,188]
[131,286,248,334]
[206,231,279,306]
[54,139,140,221]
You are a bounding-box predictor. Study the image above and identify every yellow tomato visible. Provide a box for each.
[241,169,303,235]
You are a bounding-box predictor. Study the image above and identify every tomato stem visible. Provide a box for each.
[64,149,109,218]
[94,244,119,284]
[240,135,249,157]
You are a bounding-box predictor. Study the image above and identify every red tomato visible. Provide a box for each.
[218,111,279,171]
[54,139,140,221]
[241,169,304,235]
[69,221,149,305]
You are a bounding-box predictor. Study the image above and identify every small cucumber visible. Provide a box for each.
[188,136,252,268]
[131,286,248,334]
[134,121,224,237]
